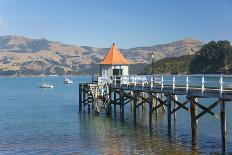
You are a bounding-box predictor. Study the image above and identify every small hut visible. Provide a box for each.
[99,43,130,77]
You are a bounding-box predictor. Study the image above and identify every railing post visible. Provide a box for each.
[142,76,144,88]
[186,76,189,93]
[220,76,223,97]
[151,76,153,89]
[161,76,164,91]
[127,76,129,87]
[134,76,136,87]
[120,76,122,86]
[202,76,205,94]
[114,76,116,85]
[173,76,175,92]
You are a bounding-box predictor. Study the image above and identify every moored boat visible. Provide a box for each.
[39,82,54,88]
[64,78,73,84]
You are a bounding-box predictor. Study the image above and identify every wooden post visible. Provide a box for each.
[114,91,117,113]
[142,92,146,112]
[87,91,90,113]
[167,95,172,137]
[133,91,137,122]
[220,99,226,150]
[83,88,86,111]
[120,87,124,118]
[174,95,178,121]
[79,84,82,112]
[130,91,133,115]
[106,87,112,116]
[190,96,198,144]
[93,86,99,115]
[149,93,153,129]
[155,93,158,117]
[161,93,166,112]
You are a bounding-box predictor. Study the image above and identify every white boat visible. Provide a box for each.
[64,78,73,84]
[50,74,58,77]
[39,82,54,88]
[39,57,54,88]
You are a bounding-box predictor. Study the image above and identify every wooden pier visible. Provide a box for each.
[79,75,232,150]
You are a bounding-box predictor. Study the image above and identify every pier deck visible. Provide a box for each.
[79,75,232,151]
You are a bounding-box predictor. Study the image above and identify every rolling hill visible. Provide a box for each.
[0,35,204,76]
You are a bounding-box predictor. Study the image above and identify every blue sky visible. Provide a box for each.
[0,0,232,48]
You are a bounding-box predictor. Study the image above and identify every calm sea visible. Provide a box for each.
[0,76,231,154]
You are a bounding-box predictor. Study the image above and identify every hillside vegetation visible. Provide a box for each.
[147,40,232,74]
[189,41,232,74]
[146,55,193,74]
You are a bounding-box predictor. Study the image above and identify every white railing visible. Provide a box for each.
[92,75,232,95]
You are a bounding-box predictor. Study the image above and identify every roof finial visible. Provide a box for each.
[113,42,115,46]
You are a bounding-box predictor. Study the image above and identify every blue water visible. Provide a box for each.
[0,76,231,154]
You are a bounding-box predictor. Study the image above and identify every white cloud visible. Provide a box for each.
[0,19,8,28]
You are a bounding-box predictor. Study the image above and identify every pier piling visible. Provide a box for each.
[190,97,198,143]
[120,87,124,118]
[220,99,226,149]
[149,93,153,129]
[167,95,172,137]
[79,84,83,112]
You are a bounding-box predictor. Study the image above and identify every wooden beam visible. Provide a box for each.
[124,99,132,105]
[171,100,189,114]
[194,100,220,119]
[136,100,146,108]
[152,99,167,112]
[195,99,220,120]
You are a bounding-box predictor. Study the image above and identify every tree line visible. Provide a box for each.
[147,40,232,74]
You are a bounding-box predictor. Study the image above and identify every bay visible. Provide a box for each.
[0,76,231,154]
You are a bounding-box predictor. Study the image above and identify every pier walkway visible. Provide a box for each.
[79,75,232,150]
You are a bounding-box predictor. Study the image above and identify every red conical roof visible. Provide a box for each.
[100,43,130,65]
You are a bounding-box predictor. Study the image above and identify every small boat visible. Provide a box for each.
[39,58,54,89]
[39,82,54,88]
[64,78,73,84]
